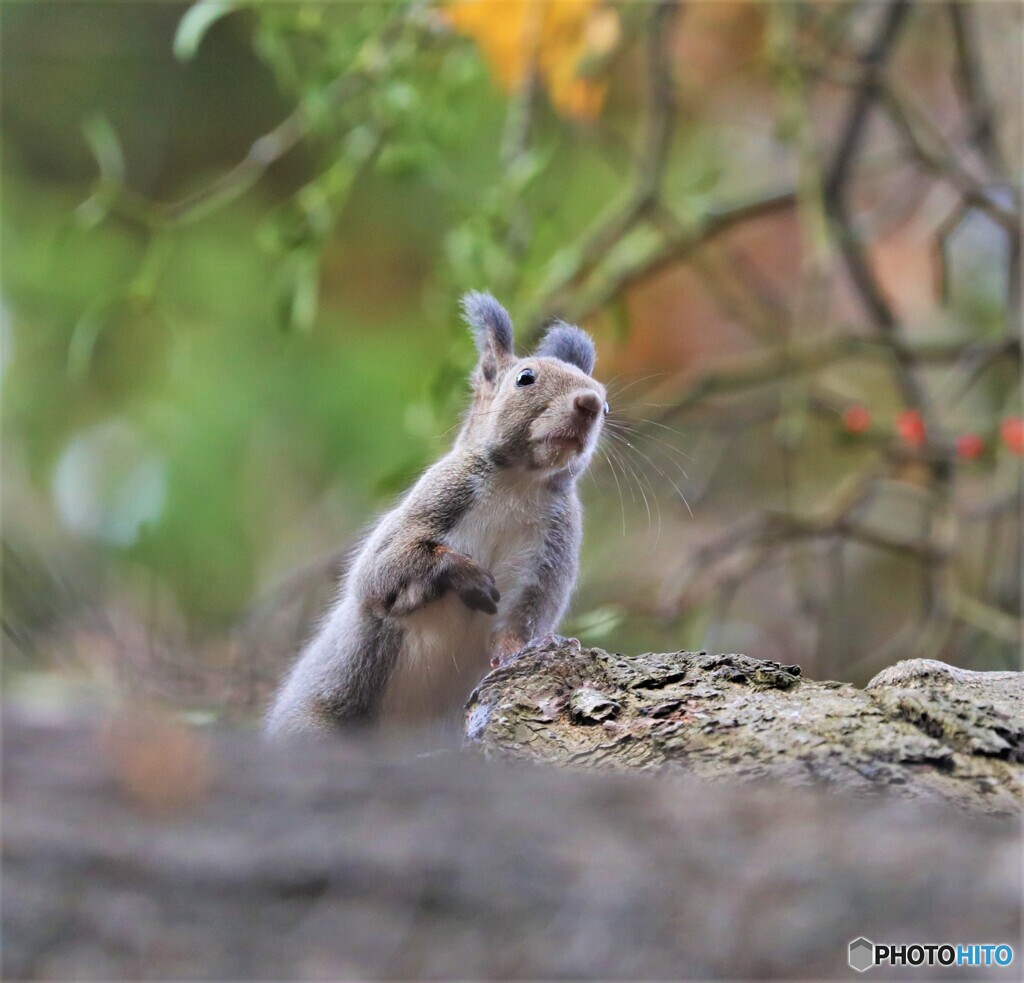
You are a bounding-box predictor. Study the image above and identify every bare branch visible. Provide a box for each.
[948,0,1007,177]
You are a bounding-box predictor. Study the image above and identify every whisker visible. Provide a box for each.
[597,447,627,536]
[603,437,638,510]
[601,371,627,392]
[605,421,694,473]
[605,434,652,535]
[608,430,693,519]
[607,372,670,403]
[606,431,662,544]
[628,417,693,443]
[609,417,698,465]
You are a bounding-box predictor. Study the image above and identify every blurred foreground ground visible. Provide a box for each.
[3,702,1021,981]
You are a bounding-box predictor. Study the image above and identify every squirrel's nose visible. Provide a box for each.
[574,390,603,421]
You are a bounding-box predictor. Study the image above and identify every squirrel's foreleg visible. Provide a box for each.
[267,534,500,736]
[489,503,581,666]
[361,540,499,619]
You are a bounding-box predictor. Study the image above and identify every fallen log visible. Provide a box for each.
[466,644,1023,814]
[2,701,1021,981]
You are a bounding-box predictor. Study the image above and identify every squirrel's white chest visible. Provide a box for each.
[447,480,546,593]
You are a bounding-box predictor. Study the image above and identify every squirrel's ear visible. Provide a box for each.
[535,320,596,375]
[462,291,515,384]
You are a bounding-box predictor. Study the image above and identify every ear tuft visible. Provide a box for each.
[461,291,514,359]
[535,321,596,375]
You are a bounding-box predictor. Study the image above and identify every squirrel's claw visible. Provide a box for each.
[460,587,500,615]
[449,561,500,615]
[524,633,581,655]
[492,632,580,668]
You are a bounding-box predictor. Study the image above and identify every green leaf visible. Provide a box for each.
[129,235,173,302]
[81,114,124,183]
[376,142,439,178]
[74,193,110,231]
[541,247,580,290]
[774,403,809,450]
[67,297,122,381]
[503,148,550,194]
[565,605,627,641]
[683,165,722,197]
[174,0,236,62]
[275,251,320,334]
[67,309,106,381]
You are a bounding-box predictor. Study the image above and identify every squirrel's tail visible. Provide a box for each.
[264,605,402,738]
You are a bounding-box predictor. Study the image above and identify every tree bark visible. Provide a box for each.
[466,643,1023,814]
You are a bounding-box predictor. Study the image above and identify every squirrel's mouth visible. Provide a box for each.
[546,435,584,451]
[542,431,585,450]
[539,428,590,455]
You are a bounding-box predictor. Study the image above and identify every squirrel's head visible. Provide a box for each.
[459,291,607,479]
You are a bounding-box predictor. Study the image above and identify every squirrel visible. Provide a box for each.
[265,292,607,736]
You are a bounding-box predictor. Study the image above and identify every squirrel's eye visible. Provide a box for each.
[515,368,536,387]
[603,401,610,416]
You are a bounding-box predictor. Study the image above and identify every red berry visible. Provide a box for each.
[1001,417,1024,456]
[955,433,985,460]
[896,409,926,449]
[842,404,871,434]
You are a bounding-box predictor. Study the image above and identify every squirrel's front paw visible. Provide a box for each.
[445,555,500,615]
[372,579,437,619]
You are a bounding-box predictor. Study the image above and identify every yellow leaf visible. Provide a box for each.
[444,0,620,120]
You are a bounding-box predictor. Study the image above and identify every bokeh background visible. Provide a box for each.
[3,0,1021,723]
